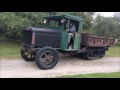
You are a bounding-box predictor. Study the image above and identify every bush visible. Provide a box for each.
[0,12,48,40]
[0,12,95,40]
[0,12,28,40]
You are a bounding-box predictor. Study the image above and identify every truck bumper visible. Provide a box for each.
[21,45,37,53]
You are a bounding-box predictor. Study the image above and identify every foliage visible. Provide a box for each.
[0,12,28,39]
[0,12,48,40]
[0,12,95,40]
[0,12,120,40]
[93,14,120,39]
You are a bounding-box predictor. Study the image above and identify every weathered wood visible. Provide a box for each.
[81,33,115,47]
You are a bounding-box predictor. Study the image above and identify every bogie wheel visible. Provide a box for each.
[85,52,94,60]
[99,51,105,58]
[21,50,35,61]
[35,47,58,70]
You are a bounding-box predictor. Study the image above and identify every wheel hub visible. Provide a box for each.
[46,55,52,61]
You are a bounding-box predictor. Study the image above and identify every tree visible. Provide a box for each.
[0,12,95,40]
[113,13,120,39]
[0,12,48,40]
[113,12,120,22]
[0,12,26,39]
[93,15,120,39]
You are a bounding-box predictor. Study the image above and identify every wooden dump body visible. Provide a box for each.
[81,33,115,47]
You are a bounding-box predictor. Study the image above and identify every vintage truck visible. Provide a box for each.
[21,14,115,69]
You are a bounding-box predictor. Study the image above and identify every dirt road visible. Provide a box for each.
[0,56,120,78]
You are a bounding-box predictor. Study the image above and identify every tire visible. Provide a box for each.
[35,47,58,70]
[21,50,35,61]
[85,51,105,60]
[85,52,94,60]
[99,51,105,58]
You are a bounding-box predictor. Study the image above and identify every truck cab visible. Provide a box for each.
[43,15,84,51]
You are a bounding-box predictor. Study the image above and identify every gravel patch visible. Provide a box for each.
[0,56,120,78]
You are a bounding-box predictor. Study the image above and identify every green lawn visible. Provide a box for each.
[106,46,120,57]
[0,40,21,58]
[57,72,120,78]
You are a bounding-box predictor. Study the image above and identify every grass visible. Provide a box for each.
[0,41,119,58]
[57,72,120,78]
[0,40,21,58]
[106,46,120,57]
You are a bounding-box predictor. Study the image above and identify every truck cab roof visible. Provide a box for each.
[43,14,84,21]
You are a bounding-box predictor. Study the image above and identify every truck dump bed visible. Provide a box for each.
[81,33,115,47]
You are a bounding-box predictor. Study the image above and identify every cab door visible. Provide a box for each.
[60,30,68,50]
[73,32,81,50]
[60,31,80,51]
[60,19,82,51]
[73,21,83,50]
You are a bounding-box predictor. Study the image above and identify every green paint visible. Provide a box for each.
[73,33,80,49]
[60,19,70,50]
[44,14,84,51]
[60,31,68,50]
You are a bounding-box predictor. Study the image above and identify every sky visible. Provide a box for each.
[96,12,118,17]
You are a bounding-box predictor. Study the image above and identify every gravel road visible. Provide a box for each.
[0,56,120,78]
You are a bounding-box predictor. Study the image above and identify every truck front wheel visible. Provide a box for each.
[21,50,35,61]
[35,47,58,70]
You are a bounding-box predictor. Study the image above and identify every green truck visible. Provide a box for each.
[21,14,115,70]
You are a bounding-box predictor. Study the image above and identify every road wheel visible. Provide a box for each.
[21,50,35,61]
[35,47,58,70]
[99,51,105,58]
[85,52,94,60]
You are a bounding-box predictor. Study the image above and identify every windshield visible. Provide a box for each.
[44,19,63,30]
